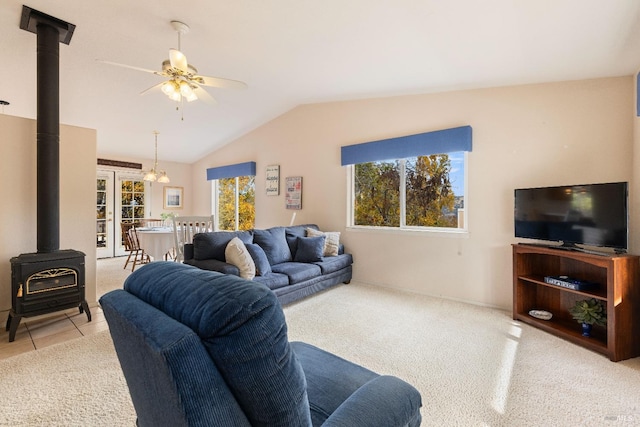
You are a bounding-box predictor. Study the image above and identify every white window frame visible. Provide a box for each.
[210,176,253,232]
[346,152,469,235]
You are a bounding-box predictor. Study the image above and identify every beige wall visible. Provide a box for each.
[192,77,634,309]
[0,115,97,311]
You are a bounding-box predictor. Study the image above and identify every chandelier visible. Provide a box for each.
[143,131,170,183]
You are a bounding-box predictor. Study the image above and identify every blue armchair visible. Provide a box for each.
[100,262,422,426]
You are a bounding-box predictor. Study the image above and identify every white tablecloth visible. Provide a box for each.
[136,228,174,261]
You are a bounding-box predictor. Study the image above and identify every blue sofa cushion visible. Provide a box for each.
[253,272,290,290]
[286,224,319,258]
[294,236,325,263]
[272,262,322,284]
[314,253,354,274]
[293,343,422,427]
[245,243,272,276]
[253,227,292,265]
[185,258,241,276]
[123,262,312,426]
[193,230,253,261]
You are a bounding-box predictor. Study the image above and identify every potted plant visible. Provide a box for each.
[568,298,607,337]
[160,212,176,226]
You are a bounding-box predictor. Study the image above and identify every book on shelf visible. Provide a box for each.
[543,275,597,291]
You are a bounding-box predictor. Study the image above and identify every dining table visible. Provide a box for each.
[136,227,175,261]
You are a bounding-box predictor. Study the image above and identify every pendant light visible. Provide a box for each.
[143,131,170,183]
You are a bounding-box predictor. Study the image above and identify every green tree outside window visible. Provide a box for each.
[354,153,463,229]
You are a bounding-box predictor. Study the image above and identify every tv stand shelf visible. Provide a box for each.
[513,244,640,361]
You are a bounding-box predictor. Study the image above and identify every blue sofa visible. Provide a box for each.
[100,262,422,426]
[183,224,353,305]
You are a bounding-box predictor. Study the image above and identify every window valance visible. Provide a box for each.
[340,125,472,166]
[206,161,256,180]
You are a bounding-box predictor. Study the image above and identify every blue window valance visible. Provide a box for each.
[206,161,256,180]
[340,125,472,166]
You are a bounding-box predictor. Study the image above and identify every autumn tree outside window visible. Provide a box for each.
[353,153,465,229]
[207,162,256,231]
[216,176,255,231]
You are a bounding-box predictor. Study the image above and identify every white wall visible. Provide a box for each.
[0,115,97,311]
[192,77,634,309]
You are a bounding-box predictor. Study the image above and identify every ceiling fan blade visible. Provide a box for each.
[195,74,248,90]
[97,59,158,75]
[169,49,189,73]
[192,84,217,105]
[140,82,164,96]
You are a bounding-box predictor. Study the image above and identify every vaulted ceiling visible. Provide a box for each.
[2,1,640,163]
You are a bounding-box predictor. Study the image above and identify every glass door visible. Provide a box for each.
[96,170,115,258]
[115,174,148,256]
[96,168,149,258]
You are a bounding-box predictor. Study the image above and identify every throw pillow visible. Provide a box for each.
[253,227,292,265]
[225,237,256,280]
[305,228,340,257]
[246,243,272,276]
[293,236,326,263]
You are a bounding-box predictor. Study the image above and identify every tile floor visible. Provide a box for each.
[0,305,109,360]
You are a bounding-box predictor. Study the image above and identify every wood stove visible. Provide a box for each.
[7,250,90,341]
[5,7,90,342]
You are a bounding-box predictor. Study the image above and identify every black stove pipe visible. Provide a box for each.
[36,22,60,253]
[20,6,75,253]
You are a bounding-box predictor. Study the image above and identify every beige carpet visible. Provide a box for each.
[1,258,639,426]
[0,330,135,426]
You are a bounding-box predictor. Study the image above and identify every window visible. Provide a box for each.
[214,176,255,231]
[351,152,466,230]
[120,179,146,225]
[342,126,471,231]
[207,161,256,231]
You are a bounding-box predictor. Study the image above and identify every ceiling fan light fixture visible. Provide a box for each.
[100,19,246,117]
[179,80,193,97]
[161,80,177,95]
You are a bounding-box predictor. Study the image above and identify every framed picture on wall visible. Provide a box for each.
[163,186,183,209]
[285,176,302,210]
[266,165,280,196]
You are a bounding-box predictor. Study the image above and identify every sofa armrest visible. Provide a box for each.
[183,258,240,276]
[322,376,422,427]
[183,243,194,261]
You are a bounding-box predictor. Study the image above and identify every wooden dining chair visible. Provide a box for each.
[171,216,214,262]
[121,222,150,271]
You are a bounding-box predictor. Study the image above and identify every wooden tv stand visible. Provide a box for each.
[512,244,640,361]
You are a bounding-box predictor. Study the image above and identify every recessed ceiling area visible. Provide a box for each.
[2,0,640,163]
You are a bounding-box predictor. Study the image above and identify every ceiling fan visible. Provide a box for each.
[99,21,246,107]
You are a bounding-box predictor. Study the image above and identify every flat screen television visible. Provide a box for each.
[514,182,628,252]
